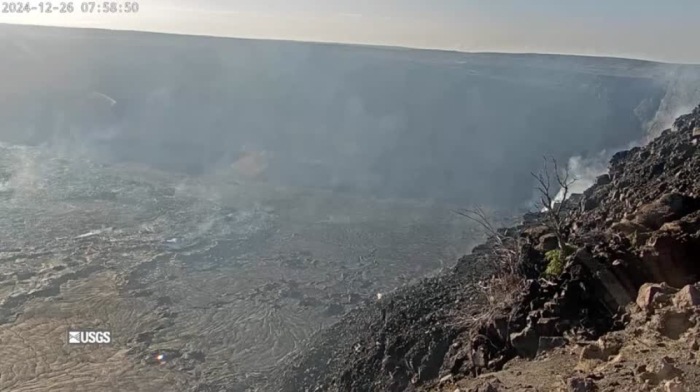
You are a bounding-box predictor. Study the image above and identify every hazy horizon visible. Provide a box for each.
[0,21,696,67]
[1,0,700,64]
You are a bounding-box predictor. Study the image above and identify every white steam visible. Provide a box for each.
[555,67,700,202]
[554,151,612,201]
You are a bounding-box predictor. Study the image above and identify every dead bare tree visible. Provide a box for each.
[531,155,577,249]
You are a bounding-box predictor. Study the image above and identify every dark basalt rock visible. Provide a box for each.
[510,325,539,359]
[595,174,612,186]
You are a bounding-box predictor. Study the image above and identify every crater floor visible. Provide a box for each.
[0,144,480,391]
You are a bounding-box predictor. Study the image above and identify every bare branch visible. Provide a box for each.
[453,206,527,322]
[453,206,504,246]
[532,155,577,249]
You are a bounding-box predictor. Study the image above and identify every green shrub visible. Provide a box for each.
[543,250,564,279]
[543,245,574,279]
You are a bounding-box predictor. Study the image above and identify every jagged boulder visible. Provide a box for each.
[640,231,698,287]
[610,219,649,236]
[654,309,695,340]
[524,225,550,239]
[632,193,700,230]
[534,317,559,336]
[536,233,559,252]
[665,379,687,392]
[654,357,683,384]
[636,283,678,312]
[579,334,623,363]
[674,285,700,308]
[537,336,567,354]
[664,211,700,233]
[595,174,612,186]
[568,377,597,392]
[478,382,500,392]
[510,326,539,359]
[575,249,634,310]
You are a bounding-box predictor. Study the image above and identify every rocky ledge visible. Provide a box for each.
[266,105,700,392]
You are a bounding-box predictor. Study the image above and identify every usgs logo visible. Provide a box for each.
[68,330,112,344]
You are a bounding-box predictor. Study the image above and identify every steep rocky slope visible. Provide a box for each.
[271,105,700,391]
[438,285,700,392]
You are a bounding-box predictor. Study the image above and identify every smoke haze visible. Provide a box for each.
[559,68,700,200]
[3,25,700,211]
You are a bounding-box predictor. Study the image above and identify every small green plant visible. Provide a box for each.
[544,250,564,279]
[543,245,575,279]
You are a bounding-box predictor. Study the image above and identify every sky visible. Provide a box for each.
[2,0,700,64]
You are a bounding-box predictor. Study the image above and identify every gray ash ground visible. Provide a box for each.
[0,144,482,391]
